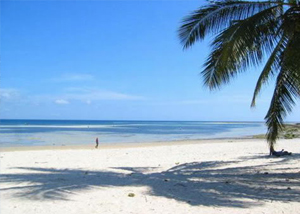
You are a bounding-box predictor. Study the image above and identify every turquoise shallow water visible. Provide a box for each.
[0,120,266,147]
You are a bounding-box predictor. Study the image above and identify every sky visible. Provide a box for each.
[1,0,299,121]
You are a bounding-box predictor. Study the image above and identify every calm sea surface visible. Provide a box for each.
[0,119,266,147]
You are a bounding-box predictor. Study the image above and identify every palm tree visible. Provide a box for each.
[178,0,300,155]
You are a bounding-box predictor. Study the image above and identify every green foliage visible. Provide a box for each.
[284,132,295,139]
[179,0,300,151]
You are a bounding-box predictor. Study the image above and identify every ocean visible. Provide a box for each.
[0,119,266,147]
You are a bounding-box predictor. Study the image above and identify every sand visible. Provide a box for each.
[1,138,300,214]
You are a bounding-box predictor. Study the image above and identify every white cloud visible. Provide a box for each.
[54,99,70,105]
[1,86,144,107]
[148,95,269,107]
[52,73,94,82]
[0,88,21,100]
[62,87,145,102]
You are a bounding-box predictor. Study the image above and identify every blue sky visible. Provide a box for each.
[1,0,299,121]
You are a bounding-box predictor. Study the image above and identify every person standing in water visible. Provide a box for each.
[95,137,99,149]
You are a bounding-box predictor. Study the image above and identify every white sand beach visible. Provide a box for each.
[1,139,300,214]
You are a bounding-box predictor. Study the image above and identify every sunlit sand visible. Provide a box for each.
[1,139,299,214]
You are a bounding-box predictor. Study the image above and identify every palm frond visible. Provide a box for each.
[251,34,288,107]
[179,0,275,49]
[265,30,300,148]
[201,5,281,89]
[265,70,299,148]
[178,1,300,152]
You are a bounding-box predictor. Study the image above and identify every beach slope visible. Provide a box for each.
[1,139,300,214]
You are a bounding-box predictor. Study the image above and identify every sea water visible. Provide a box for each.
[0,119,266,147]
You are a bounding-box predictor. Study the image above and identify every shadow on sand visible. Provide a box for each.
[1,157,300,208]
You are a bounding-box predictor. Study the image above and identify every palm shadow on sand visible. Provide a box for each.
[1,158,300,208]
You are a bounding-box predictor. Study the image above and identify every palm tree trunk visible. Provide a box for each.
[269,143,275,156]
